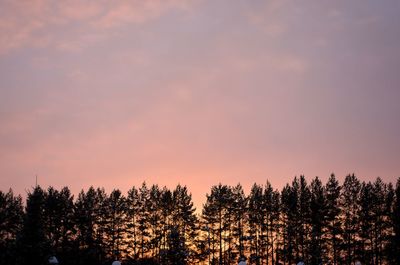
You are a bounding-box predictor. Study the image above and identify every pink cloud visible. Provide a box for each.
[58,0,104,21]
[100,0,193,26]
[0,0,196,55]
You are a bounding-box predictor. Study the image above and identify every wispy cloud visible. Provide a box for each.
[0,0,196,55]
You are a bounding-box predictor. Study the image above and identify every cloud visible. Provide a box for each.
[93,0,189,28]
[0,0,196,55]
[246,1,288,37]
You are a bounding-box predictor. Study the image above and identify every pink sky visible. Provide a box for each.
[1,0,399,207]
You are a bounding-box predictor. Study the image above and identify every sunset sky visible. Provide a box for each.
[1,0,399,207]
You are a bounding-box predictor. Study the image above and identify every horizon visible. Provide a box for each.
[4,173,398,211]
[1,0,400,208]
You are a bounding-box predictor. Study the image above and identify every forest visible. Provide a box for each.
[1,174,400,265]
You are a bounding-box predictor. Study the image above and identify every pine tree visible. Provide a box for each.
[74,187,105,265]
[231,184,247,261]
[309,177,326,265]
[384,181,396,264]
[148,184,163,259]
[358,179,388,265]
[103,189,127,260]
[262,181,280,265]
[341,174,361,265]
[126,186,141,260]
[165,225,185,265]
[391,178,400,264]
[202,184,232,265]
[280,182,297,265]
[159,187,173,261]
[94,187,108,263]
[44,187,75,265]
[371,177,388,265]
[138,182,151,259]
[271,188,281,265]
[359,181,374,264]
[0,189,23,265]
[17,186,49,265]
[171,184,198,264]
[248,183,264,264]
[297,175,311,263]
[324,174,342,265]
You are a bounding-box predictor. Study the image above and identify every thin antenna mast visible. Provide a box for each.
[35,175,38,187]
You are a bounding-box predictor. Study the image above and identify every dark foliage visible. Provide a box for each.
[0,175,399,265]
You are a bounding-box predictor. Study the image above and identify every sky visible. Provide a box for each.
[1,0,399,207]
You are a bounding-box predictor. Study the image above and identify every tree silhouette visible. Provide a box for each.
[0,189,23,265]
[17,186,49,265]
[1,174,399,264]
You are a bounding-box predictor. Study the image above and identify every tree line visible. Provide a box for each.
[0,174,399,265]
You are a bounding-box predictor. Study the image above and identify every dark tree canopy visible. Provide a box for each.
[0,175,399,265]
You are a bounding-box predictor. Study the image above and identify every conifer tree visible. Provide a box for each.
[391,178,400,264]
[103,189,127,260]
[159,187,173,260]
[126,186,141,260]
[74,187,105,265]
[94,188,108,263]
[44,187,75,264]
[138,182,151,259]
[248,183,264,264]
[0,189,23,265]
[371,178,388,265]
[324,174,342,265]
[309,177,327,265]
[147,184,163,259]
[171,184,198,264]
[341,174,361,265]
[298,175,311,263]
[231,184,247,261]
[270,188,281,265]
[202,184,232,265]
[260,181,280,265]
[359,181,374,263]
[280,182,297,265]
[18,186,49,265]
